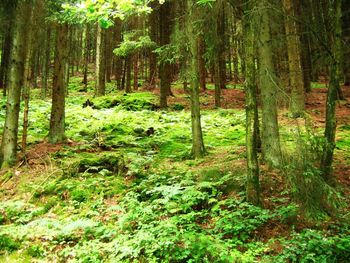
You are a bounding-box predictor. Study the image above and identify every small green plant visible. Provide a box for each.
[0,234,20,254]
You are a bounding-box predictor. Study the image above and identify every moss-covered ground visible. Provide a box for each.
[1,77,350,262]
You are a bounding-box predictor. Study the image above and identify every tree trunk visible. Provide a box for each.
[244,1,260,205]
[283,0,305,117]
[95,24,106,96]
[0,0,32,168]
[48,23,68,144]
[133,53,139,90]
[258,0,283,167]
[125,57,132,93]
[82,24,90,90]
[321,0,342,184]
[149,1,159,86]
[0,18,13,97]
[105,28,113,83]
[198,36,206,92]
[187,0,205,158]
[159,1,172,108]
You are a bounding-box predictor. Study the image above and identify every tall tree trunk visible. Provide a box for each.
[0,0,32,168]
[41,26,51,99]
[22,1,36,155]
[0,17,13,97]
[159,1,172,108]
[48,23,68,144]
[133,53,139,90]
[321,0,342,184]
[149,1,159,86]
[283,0,305,117]
[105,28,113,83]
[244,1,260,205]
[82,24,90,90]
[258,0,283,167]
[187,0,205,158]
[95,25,106,96]
[198,36,206,92]
[343,0,350,86]
[125,57,132,93]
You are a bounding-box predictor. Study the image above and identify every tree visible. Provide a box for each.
[187,0,205,158]
[257,0,283,167]
[243,1,260,205]
[321,0,342,184]
[0,0,32,168]
[282,0,305,117]
[48,23,68,144]
[95,24,106,96]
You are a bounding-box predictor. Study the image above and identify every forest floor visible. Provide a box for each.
[0,78,350,262]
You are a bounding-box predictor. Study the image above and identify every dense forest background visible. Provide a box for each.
[0,0,350,262]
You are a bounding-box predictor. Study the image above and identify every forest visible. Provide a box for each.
[0,0,350,262]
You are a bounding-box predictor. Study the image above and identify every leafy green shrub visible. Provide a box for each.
[0,234,20,254]
[212,199,272,245]
[26,244,45,258]
[268,230,350,263]
[71,188,90,203]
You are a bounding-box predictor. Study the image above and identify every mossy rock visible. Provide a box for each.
[66,153,127,176]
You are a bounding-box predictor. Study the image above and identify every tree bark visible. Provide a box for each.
[283,0,305,117]
[244,1,260,205]
[159,1,173,108]
[321,0,342,184]
[95,24,106,96]
[187,0,205,158]
[0,0,32,168]
[258,0,283,167]
[48,23,68,144]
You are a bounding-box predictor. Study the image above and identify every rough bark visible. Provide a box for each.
[321,0,342,184]
[187,0,205,158]
[244,1,260,205]
[283,0,305,117]
[48,23,68,144]
[258,0,283,167]
[159,1,172,108]
[0,0,32,168]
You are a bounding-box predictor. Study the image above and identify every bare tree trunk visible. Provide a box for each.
[95,25,106,96]
[48,23,68,144]
[0,0,32,168]
[258,0,283,167]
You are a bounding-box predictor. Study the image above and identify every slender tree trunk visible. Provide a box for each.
[258,0,283,167]
[187,0,205,158]
[48,23,68,144]
[82,24,90,90]
[321,0,342,184]
[0,18,13,97]
[283,0,305,117]
[159,1,172,108]
[0,0,32,168]
[198,36,206,92]
[149,2,159,86]
[125,57,132,93]
[244,1,260,205]
[22,2,36,155]
[41,27,51,99]
[105,28,113,83]
[95,25,106,96]
[133,53,139,90]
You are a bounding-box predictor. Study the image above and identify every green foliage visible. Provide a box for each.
[0,234,20,254]
[266,229,350,263]
[114,33,156,58]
